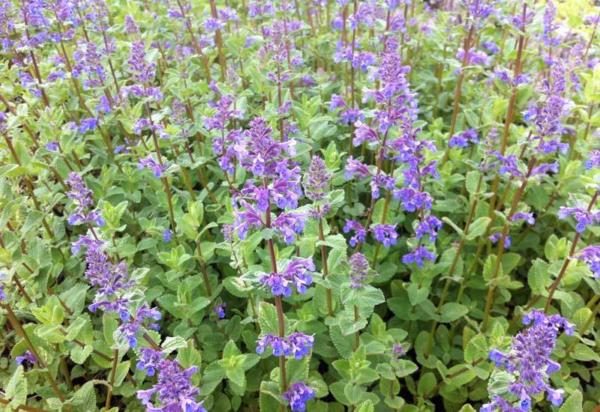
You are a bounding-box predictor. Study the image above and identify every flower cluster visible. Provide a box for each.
[259,258,315,297]
[304,156,332,202]
[283,382,316,412]
[231,117,306,244]
[66,173,104,226]
[558,205,599,233]
[578,245,600,279]
[138,156,168,178]
[343,220,368,247]
[256,332,314,359]
[449,129,479,148]
[349,252,370,288]
[137,352,206,412]
[483,311,573,411]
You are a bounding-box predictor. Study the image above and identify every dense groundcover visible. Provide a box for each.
[1,0,600,411]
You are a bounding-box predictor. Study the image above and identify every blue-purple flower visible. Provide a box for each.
[558,206,599,233]
[213,303,226,319]
[577,245,600,279]
[489,232,511,249]
[16,351,36,366]
[449,129,479,148]
[139,156,168,178]
[415,215,443,242]
[259,258,315,297]
[66,173,105,227]
[343,220,367,247]
[282,382,316,412]
[402,246,436,268]
[511,212,535,225]
[372,224,398,247]
[136,348,165,377]
[137,358,206,412]
[349,252,370,288]
[256,332,314,359]
[482,311,573,411]
[304,156,332,201]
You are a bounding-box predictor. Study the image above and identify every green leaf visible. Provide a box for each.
[417,372,437,397]
[571,344,600,362]
[190,296,211,314]
[225,365,246,389]
[442,217,464,237]
[392,359,418,378]
[559,390,583,412]
[439,303,469,323]
[259,381,281,411]
[466,217,491,241]
[60,284,89,315]
[330,326,354,359]
[103,314,118,347]
[223,340,242,359]
[177,344,202,369]
[344,285,385,309]
[407,284,429,306]
[6,366,27,406]
[161,336,188,355]
[258,302,280,335]
[356,400,375,412]
[71,381,97,411]
[71,344,93,364]
[465,171,482,195]
[464,334,487,363]
[66,317,88,340]
[287,357,310,383]
[444,365,477,387]
[327,247,347,274]
[36,324,66,343]
[114,361,130,386]
[31,296,65,325]
[223,277,254,298]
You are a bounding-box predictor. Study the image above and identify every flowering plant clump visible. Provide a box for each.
[1,0,600,411]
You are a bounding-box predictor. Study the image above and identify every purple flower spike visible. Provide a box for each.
[272,212,306,244]
[136,348,165,377]
[349,252,369,289]
[343,220,367,247]
[283,382,316,412]
[304,156,332,202]
[578,245,600,279]
[585,150,600,169]
[449,129,479,148]
[66,173,104,227]
[344,157,371,180]
[415,215,443,242]
[511,212,536,225]
[138,156,168,178]
[402,246,436,267]
[259,258,315,296]
[482,311,572,411]
[256,333,314,359]
[558,206,599,233]
[372,224,398,247]
[137,358,205,412]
